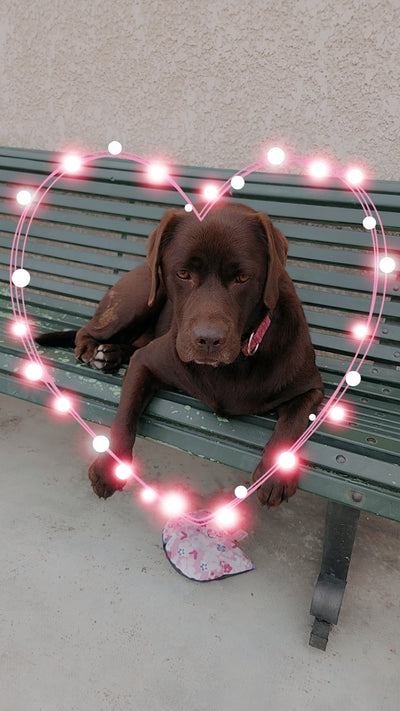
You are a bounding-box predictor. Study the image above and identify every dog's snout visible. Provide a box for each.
[192,324,227,352]
[175,315,239,365]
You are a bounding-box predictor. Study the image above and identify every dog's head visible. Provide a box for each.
[147,202,288,366]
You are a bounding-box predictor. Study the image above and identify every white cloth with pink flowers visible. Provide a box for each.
[162,510,255,582]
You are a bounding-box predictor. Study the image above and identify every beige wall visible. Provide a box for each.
[1,0,399,179]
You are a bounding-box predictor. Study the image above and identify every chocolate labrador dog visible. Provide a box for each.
[36,202,323,506]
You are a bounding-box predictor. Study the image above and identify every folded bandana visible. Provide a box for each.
[162,510,255,582]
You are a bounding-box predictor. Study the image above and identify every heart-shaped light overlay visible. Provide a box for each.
[9,146,394,528]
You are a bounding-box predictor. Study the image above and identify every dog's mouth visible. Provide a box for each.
[193,359,220,368]
[180,348,240,368]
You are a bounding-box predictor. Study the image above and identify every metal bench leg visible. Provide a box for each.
[309,501,360,650]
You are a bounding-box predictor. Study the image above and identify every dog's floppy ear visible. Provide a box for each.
[255,212,288,311]
[146,209,182,307]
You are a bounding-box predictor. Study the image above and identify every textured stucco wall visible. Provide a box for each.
[1,0,399,179]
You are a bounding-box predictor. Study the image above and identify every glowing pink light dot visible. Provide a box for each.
[162,493,186,517]
[354,323,368,339]
[346,371,361,387]
[203,184,219,201]
[115,463,132,481]
[379,256,396,274]
[16,189,33,206]
[346,168,363,185]
[148,163,168,183]
[363,216,376,230]
[234,485,248,499]
[12,268,31,288]
[231,175,245,190]
[267,147,285,165]
[54,396,72,413]
[25,362,43,381]
[278,451,296,470]
[309,161,329,178]
[141,487,157,504]
[329,405,345,422]
[63,155,81,174]
[108,141,122,155]
[215,507,237,528]
[13,321,28,337]
[92,435,110,452]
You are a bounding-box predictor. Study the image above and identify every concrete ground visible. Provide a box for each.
[1,392,399,711]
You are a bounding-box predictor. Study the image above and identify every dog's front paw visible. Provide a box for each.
[252,458,298,508]
[256,476,298,507]
[88,453,127,499]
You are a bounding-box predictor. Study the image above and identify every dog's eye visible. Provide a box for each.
[176,269,191,280]
[235,274,249,283]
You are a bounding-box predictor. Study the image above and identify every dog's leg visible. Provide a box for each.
[75,264,165,370]
[88,344,162,498]
[252,388,324,507]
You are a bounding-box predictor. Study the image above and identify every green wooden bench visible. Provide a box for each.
[1,146,399,650]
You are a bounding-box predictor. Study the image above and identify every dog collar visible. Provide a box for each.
[241,313,272,356]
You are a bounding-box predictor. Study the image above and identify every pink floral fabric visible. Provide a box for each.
[162,510,255,582]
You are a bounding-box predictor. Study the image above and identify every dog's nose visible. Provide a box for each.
[192,325,227,352]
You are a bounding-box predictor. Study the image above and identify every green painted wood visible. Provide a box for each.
[3,164,400,230]
[0,269,109,302]
[277,221,400,252]
[1,202,165,236]
[296,287,399,317]
[0,221,150,257]
[309,332,398,364]
[4,183,400,229]
[0,238,143,272]
[0,287,98,319]
[2,153,400,214]
[321,376,400,411]
[316,356,400,386]
[305,310,400,343]
[2,145,400,198]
